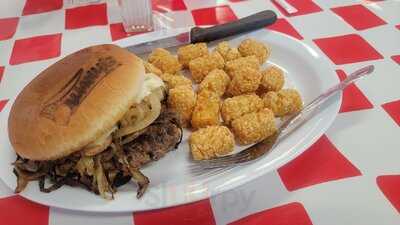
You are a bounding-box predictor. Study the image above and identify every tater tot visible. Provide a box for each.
[215,41,241,62]
[198,69,230,97]
[215,41,230,57]
[177,43,208,68]
[144,62,162,76]
[225,48,241,62]
[189,52,225,83]
[148,48,182,74]
[225,56,260,78]
[189,125,235,160]
[238,39,270,64]
[227,67,262,96]
[148,48,170,62]
[231,108,277,145]
[221,94,264,125]
[162,73,192,89]
[260,66,285,92]
[262,89,303,117]
[167,86,196,127]
[191,91,221,129]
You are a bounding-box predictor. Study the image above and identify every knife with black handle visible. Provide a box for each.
[126,10,277,54]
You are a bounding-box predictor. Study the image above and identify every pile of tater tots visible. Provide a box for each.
[144,39,303,161]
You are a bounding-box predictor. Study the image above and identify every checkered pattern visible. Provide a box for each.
[0,0,399,224]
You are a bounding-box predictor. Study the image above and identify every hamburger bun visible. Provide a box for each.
[8,44,145,160]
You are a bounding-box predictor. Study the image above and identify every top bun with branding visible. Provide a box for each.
[8,44,145,160]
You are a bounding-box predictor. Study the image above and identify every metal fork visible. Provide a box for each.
[190,65,375,172]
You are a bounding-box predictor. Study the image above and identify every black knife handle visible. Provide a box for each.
[190,10,277,43]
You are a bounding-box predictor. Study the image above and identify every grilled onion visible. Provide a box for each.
[115,92,161,138]
[94,156,113,200]
[120,104,145,128]
[14,168,46,193]
[76,156,95,177]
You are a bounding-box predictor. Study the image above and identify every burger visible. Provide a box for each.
[8,44,183,199]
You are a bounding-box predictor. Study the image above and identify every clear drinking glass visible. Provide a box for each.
[117,0,154,33]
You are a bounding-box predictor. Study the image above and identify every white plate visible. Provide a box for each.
[0,30,341,212]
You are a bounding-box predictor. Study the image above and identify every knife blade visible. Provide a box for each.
[125,31,190,55]
[126,10,277,55]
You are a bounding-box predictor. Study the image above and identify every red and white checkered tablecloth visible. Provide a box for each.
[1,0,400,224]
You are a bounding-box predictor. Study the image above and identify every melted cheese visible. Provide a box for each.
[135,73,165,103]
